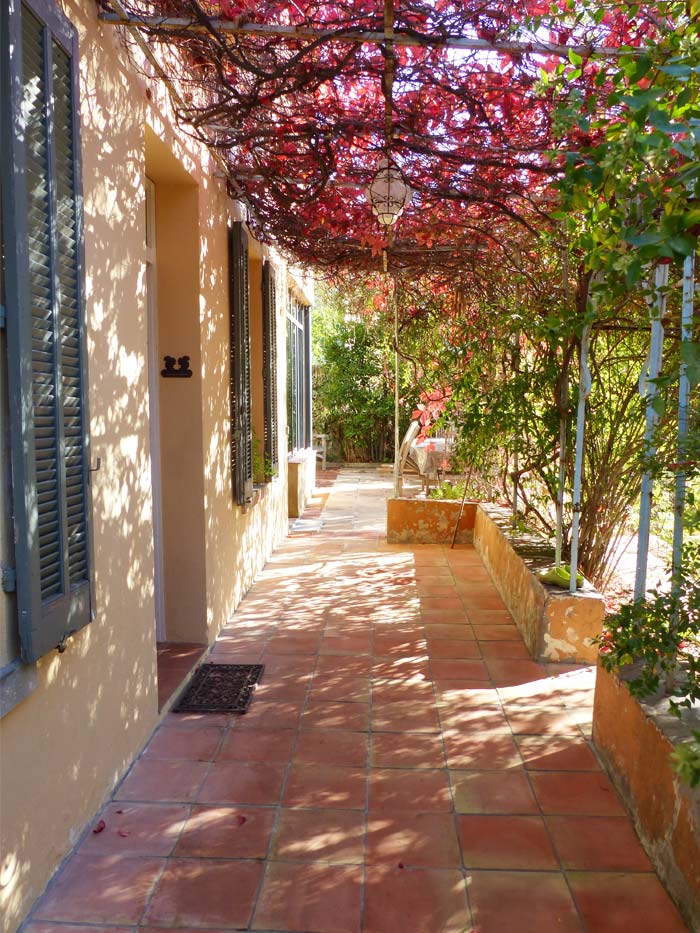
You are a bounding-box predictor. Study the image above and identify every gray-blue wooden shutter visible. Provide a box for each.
[228,222,253,504]
[262,260,278,471]
[1,0,91,662]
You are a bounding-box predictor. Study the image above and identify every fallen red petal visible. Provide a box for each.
[92,820,106,834]
[235,814,247,826]
[117,829,130,838]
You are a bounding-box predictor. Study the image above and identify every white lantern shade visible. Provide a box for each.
[366,158,412,227]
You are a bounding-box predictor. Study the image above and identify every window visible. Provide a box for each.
[286,297,312,452]
[0,0,91,663]
[261,260,278,473]
[228,221,253,505]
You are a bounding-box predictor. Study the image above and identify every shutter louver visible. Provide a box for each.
[262,261,278,472]
[3,0,91,662]
[23,9,62,601]
[54,41,87,585]
[228,222,253,505]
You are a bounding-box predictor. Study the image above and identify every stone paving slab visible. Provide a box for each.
[25,468,688,932]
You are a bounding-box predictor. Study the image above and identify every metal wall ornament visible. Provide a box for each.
[367,158,412,227]
[161,355,193,378]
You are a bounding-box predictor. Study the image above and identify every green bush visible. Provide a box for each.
[596,542,700,785]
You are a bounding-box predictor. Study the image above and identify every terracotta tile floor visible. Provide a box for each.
[26,468,688,932]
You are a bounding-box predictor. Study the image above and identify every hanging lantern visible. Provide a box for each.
[366,158,412,227]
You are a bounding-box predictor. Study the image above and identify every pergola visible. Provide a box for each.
[98,0,696,598]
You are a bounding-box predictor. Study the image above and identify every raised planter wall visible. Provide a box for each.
[386,498,604,665]
[386,497,477,544]
[288,449,316,518]
[473,504,605,665]
[594,666,700,929]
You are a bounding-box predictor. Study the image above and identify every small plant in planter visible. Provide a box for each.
[595,541,700,784]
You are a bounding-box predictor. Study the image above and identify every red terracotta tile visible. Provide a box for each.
[77,803,188,856]
[371,680,435,704]
[517,735,600,771]
[369,768,452,813]
[423,623,476,640]
[25,926,127,933]
[143,724,223,760]
[450,769,538,814]
[252,862,362,932]
[294,729,368,767]
[174,805,276,858]
[309,673,371,703]
[302,700,370,731]
[266,634,321,654]
[436,684,501,707]
[466,609,513,625]
[472,624,522,642]
[234,699,303,730]
[443,732,521,770]
[144,858,262,928]
[458,815,558,869]
[33,855,164,924]
[372,700,441,733]
[162,711,230,728]
[316,655,372,677]
[530,771,626,816]
[373,634,428,657]
[115,758,208,802]
[416,584,460,597]
[468,870,581,933]
[270,808,365,863]
[372,656,430,676]
[419,596,464,611]
[546,816,652,870]
[283,763,367,809]
[568,871,687,932]
[486,658,547,685]
[427,638,482,659]
[438,706,511,733]
[216,727,296,763]
[430,658,490,681]
[364,866,470,933]
[505,707,582,735]
[254,671,312,700]
[479,640,531,659]
[197,760,286,805]
[366,813,461,867]
[420,608,469,623]
[461,592,508,611]
[320,635,372,655]
[157,642,206,667]
[371,732,446,769]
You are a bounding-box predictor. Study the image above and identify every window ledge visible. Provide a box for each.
[0,658,38,718]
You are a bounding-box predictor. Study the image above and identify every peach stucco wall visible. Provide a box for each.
[0,2,300,927]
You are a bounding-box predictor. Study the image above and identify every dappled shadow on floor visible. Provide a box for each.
[25,468,688,933]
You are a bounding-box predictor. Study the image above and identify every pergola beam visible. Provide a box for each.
[98,10,629,59]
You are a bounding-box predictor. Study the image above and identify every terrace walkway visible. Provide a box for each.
[25,467,687,932]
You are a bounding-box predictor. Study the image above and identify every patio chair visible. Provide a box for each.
[313,433,328,471]
[397,420,422,496]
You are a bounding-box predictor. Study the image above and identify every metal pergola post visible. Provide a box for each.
[393,279,400,498]
[634,263,669,602]
[569,324,592,594]
[672,253,696,581]
[555,385,568,568]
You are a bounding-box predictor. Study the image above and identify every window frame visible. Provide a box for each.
[0,0,92,664]
[261,259,279,475]
[228,221,253,506]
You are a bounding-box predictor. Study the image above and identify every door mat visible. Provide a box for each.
[173,663,264,714]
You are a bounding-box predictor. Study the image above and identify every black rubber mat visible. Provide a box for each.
[173,663,264,714]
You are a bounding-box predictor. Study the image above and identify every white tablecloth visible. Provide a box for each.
[409,437,453,476]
